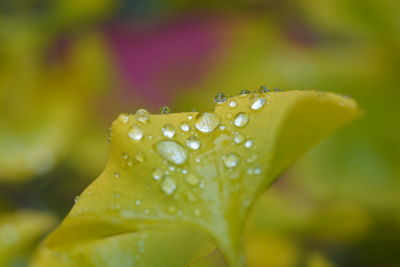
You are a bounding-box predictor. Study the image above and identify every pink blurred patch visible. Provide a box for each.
[105,15,230,110]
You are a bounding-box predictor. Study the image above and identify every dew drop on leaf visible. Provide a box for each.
[234,134,246,144]
[185,173,200,186]
[135,152,145,163]
[155,140,188,165]
[162,123,176,138]
[244,139,253,148]
[195,112,220,133]
[258,85,270,93]
[233,112,249,127]
[161,176,177,195]
[128,124,144,141]
[186,136,201,150]
[249,94,266,110]
[152,168,163,181]
[222,153,241,168]
[135,109,150,124]
[159,106,171,114]
[214,92,227,104]
[180,122,190,132]
[118,114,129,124]
[228,99,237,108]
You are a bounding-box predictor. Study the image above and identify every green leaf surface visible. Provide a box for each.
[32,90,360,266]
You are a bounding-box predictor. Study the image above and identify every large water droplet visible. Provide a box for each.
[214,92,227,103]
[152,168,163,180]
[159,106,171,114]
[155,140,188,165]
[228,99,237,108]
[233,112,249,127]
[195,112,220,133]
[180,122,190,132]
[118,113,129,124]
[223,153,241,168]
[135,109,149,124]
[186,136,201,150]
[128,124,144,141]
[161,176,177,195]
[249,94,266,110]
[162,123,176,138]
[185,173,200,186]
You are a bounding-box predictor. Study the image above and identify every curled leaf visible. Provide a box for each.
[33,90,360,266]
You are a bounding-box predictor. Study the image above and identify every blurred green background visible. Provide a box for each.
[0,0,399,266]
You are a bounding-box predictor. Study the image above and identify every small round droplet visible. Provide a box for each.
[223,153,241,168]
[152,168,164,180]
[136,152,145,163]
[135,200,141,206]
[274,87,283,92]
[194,208,202,217]
[155,140,188,165]
[180,122,190,132]
[249,94,266,110]
[187,115,193,120]
[114,172,120,178]
[214,92,227,104]
[244,139,253,148]
[159,106,171,114]
[162,123,176,138]
[195,112,220,133]
[161,176,177,195]
[118,114,129,123]
[233,112,249,127]
[74,195,80,203]
[135,109,150,124]
[239,89,251,96]
[128,124,144,140]
[228,99,237,108]
[185,173,200,186]
[168,165,176,171]
[219,124,226,130]
[253,167,262,174]
[225,112,233,120]
[234,134,246,144]
[258,85,270,93]
[186,136,201,150]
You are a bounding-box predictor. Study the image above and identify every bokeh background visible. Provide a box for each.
[0,0,399,266]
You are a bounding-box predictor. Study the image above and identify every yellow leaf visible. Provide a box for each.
[32,90,360,266]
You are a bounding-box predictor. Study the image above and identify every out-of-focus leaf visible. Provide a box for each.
[32,90,360,266]
[0,210,56,267]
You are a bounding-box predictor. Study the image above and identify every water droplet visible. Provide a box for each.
[228,99,237,108]
[128,124,144,141]
[223,153,241,168]
[214,92,227,103]
[159,106,170,114]
[168,165,176,171]
[249,94,266,110]
[144,209,150,214]
[155,140,188,165]
[74,195,80,203]
[135,152,146,163]
[195,112,220,133]
[186,136,201,150]
[180,122,190,132]
[244,139,253,148]
[258,85,270,93]
[187,115,193,120]
[233,112,249,127]
[114,172,120,178]
[219,124,226,130]
[152,168,163,180]
[162,123,176,138]
[186,191,198,202]
[239,89,251,95]
[161,176,177,195]
[274,87,283,92]
[118,113,129,123]
[234,134,246,144]
[182,169,188,174]
[185,173,200,186]
[135,200,141,206]
[135,109,150,124]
